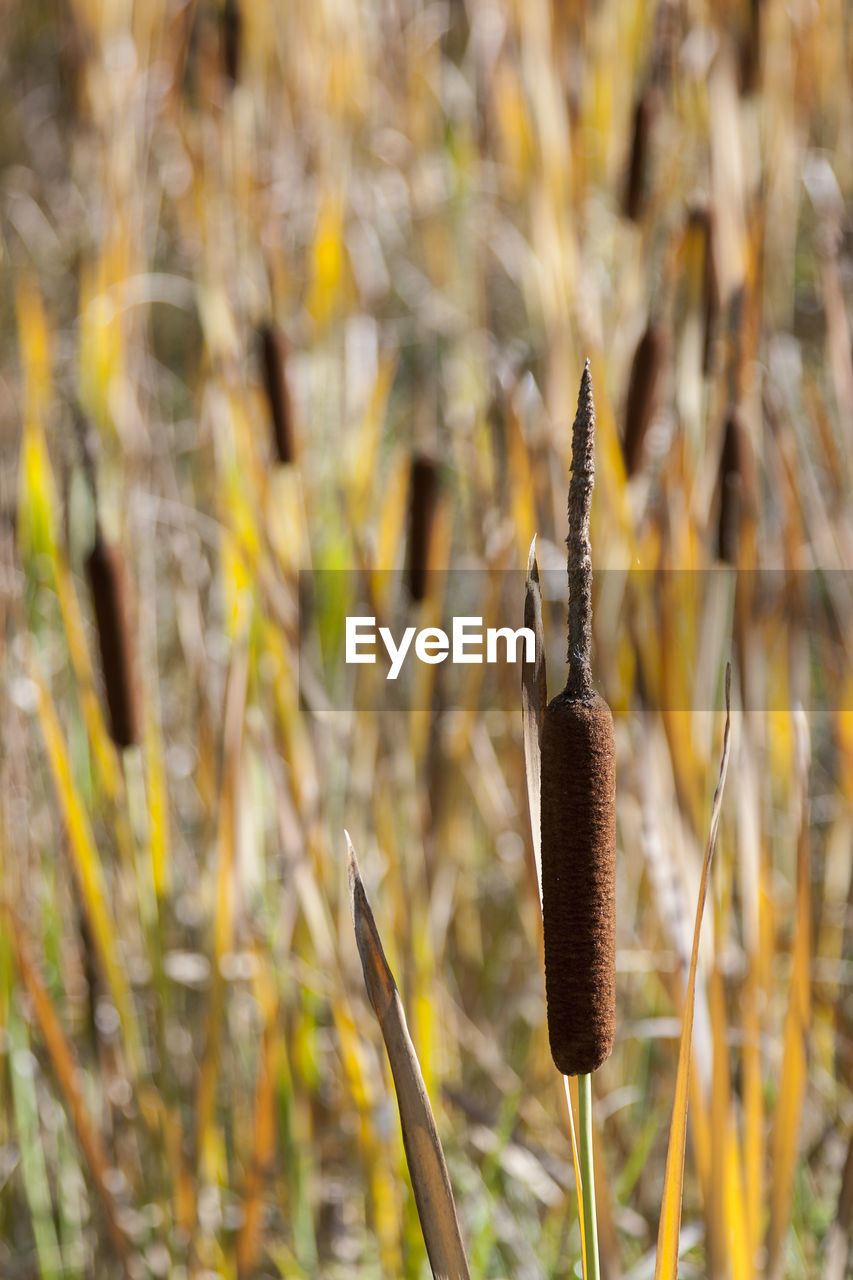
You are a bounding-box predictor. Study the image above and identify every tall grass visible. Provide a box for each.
[1,1,851,1277]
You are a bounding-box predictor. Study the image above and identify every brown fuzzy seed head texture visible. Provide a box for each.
[541,689,616,1076]
[86,535,140,749]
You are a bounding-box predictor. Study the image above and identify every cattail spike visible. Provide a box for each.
[566,359,595,698]
[541,361,616,1077]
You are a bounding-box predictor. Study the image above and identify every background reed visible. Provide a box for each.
[1,1,850,1277]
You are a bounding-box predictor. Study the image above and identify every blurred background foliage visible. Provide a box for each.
[0,0,851,1276]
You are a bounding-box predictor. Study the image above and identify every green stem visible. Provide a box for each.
[578,1073,601,1280]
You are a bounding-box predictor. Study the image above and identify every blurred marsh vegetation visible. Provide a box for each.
[0,0,852,1276]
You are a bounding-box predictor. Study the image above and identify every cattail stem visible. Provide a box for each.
[578,1072,601,1280]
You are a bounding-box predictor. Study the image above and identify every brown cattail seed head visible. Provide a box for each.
[738,0,762,96]
[259,323,296,465]
[717,409,756,564]
[406,454,439,602]
[86,532,140,749]
[623,86,660,222]
[221,0,242,85]
[622,321,666,476]
[687,203,721,375]
[541,689,616,1076]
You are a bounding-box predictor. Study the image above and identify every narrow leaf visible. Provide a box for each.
[347,833,471,1280]
[654,664,732,1280]
[522,536,547,903]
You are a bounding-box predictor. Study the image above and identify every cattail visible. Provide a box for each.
[686,202,721,376]
[406,454,439,603]
[541,361,616,1077]
[259,322,296,465]
[738,0,762,96]
[622,320,666,476]
[623,86,659,222]
[86,528,140,749]
[717,408,755,564]
[221,0,242,85]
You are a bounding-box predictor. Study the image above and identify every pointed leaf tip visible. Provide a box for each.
[345,830,361,927]
[527,534,539,581]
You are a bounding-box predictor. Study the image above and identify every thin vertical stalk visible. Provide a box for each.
[578,1072,601,1280]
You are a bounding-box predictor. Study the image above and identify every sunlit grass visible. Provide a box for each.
[1,0,851,1276]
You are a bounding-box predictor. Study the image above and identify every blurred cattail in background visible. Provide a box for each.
[739,0,763,96]
[86,527,140,750]
[406,453,439,603]
[221,0,242,85]
[259,322,296,465]
[623,85,660,222]
[685,202,721,375]
[716,407,756,564]
[540,362,616,1077]
[622,320,667,476]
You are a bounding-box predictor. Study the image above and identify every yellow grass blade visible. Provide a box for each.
[145,698,171,898]
[563,1074,588,1279]
[31,665,141,1075]
[742,961,764,1270]
[348,833,471,1280]
[709,959,751,1280]
[766,716,812,1278]
[16,277,52,434]
[654,665,732,1280]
